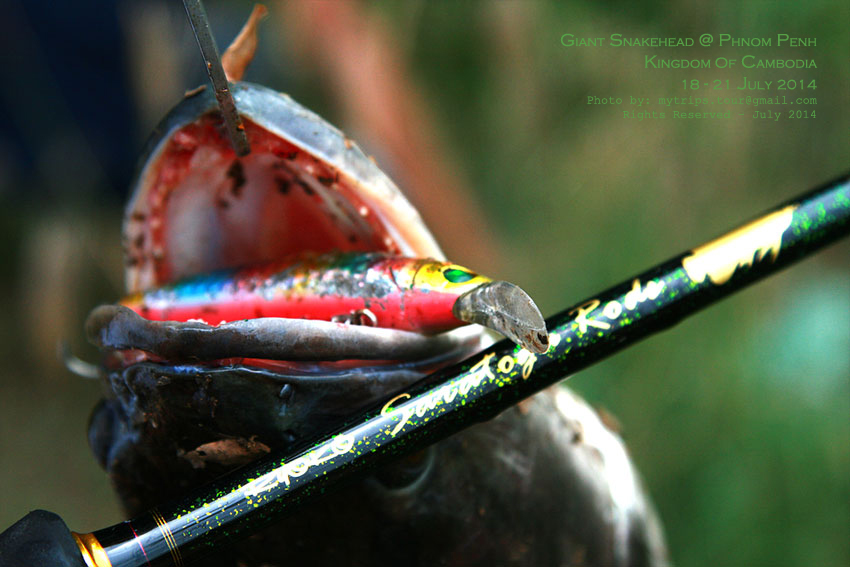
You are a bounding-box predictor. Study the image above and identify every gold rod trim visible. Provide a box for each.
[151,508,184,567]
[72,532,113,567]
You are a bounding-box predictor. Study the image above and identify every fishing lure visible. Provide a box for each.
[113,252,547,349]
[87,252,547,365]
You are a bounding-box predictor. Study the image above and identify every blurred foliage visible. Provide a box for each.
[0,1,847,566]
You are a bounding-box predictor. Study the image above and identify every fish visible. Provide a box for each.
[85,45,666,567]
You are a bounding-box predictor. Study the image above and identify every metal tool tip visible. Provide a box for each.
[183,0,252,156]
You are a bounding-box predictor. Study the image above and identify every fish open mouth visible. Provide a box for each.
[100,83,496,372]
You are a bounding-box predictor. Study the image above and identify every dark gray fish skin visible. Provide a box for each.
[89,359,667,567]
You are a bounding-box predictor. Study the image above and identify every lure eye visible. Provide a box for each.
[443,268,476,284]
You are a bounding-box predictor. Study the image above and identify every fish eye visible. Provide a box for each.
[443,268,476,283]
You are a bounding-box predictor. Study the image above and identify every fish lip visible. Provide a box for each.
[87,304,486,364]
[453,281,549,354]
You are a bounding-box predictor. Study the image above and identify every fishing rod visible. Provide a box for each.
[1,173,847,567]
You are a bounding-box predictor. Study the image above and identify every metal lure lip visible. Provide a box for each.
[452,281,549,354]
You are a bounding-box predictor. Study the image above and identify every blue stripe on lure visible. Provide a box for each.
[116,252,549,354]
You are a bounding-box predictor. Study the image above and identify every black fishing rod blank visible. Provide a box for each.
[1,172,846,567]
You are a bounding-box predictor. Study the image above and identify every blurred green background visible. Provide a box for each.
[1,1,847,566]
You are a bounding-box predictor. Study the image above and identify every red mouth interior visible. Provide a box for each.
[124,115,399,292]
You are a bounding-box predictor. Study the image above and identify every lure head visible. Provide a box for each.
[410,262,491,290]
[403,260,549,352]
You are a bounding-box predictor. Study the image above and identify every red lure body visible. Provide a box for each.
[122,253,492,335]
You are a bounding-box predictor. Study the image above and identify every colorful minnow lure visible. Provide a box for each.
[114,252,548,354]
